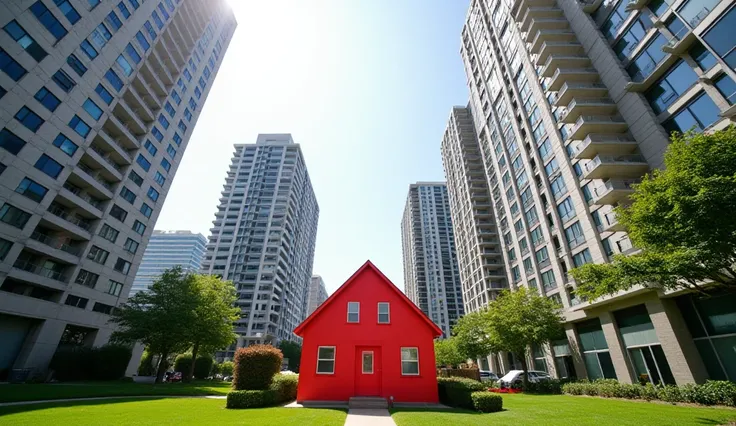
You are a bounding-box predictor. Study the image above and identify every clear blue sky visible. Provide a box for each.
[156,0,470,294]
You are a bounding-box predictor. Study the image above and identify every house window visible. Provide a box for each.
[401,347,419,376]
[347,301,359,323]
[362,351,374,374]
[316,346,335,374]
[378,302,390,324]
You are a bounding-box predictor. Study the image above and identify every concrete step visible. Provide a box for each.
[349,397,388,408]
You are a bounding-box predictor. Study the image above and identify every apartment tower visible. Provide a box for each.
[306,275,328,316]
[130,230,206,296]
[0,0,235,377]
[201,134,319,360]
[401,182,465,337]
[444,0,736,383]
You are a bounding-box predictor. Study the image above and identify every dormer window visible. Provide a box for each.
[347,301,359,323]
[378,302,390,324]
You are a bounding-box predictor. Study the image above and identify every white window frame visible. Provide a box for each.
[377,302,390,324]
[316,346,336,375]
[362,351,374,374]
[347,301,359,323]
[400,347,420,376]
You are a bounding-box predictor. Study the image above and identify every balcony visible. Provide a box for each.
[582,154,648,180]
[625,0,648,12]
[549,68,599,91]
[520,7,564,32]
[601,211,625,232]
[87,145,124,178]
[29,230,83,258]
[60,182,104,217]
[617,236,637,254]
[541,54,591,77]
[555,82,608,107]
[12,259,70,284]
[571,133,639,160]
[591,179,640,205]
[560,98,617,123]
[75,163,115,196]
[526,18,570,42]
[513,0,556,20]
[569,115,628,140]
[530,29,576,53]
[46,203,93,237]
[536,42,584,65]
[579,0,604,13]
[661,28,696,55]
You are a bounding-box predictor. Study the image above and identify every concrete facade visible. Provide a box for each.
[129,230,206,296]
[0,0,235,379]
[401,182,465,337]
[306,275,328,316]
[201,134,319,361]
[445,0,736,384]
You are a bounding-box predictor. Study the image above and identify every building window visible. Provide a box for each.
[15,107,44,132]
[316,346,335,374]
[132,220,146,235]
[136,154,151,171]
[34,87,61,112]
[401,347,419,375]
[54,0,81,24]
[105,69,124,92]
[68,115,90,138]
[80,39,98,60]
[0,237,12,261]
[153,172,166,186]
[123,238,139,254]
[541,270,556,290]
[557,197,576,223]
[128,171,143,187]
[565,222,586,250]
[135,31,150,52]
[116,55,133,76]
[139,203,153,218]
[65,295,88,309]
[572,249,593,267]
[166,145,176,158]
[15,178,47,202]
[362,351,374,374]
[93,302,114,315]
[0,203,31,229]
[644,60,699,114]
[663,93,721,135]
[95,84,113,105]
[535,247,550,267]
[35,154,63,179]
[0,48,27,81]
[114,257,131,274]
[626,34,667,82]
[107,280,124,296]
[0,129,26,155]
[83,99,103,121]
[577,319,617,380]
[347,301,359,323]
[67,54,87,76]
[147,187,159,202]
[158,114,169,129]
[614,304,675,385]
[600,0,632,40]
[378,302,390,324]
[613,14,653,60]
[87,245,109,265]
[98,224,119,243]
[689,41,717,71]
[144,140,158,156]
[52,69,76,92]
[4,21,47,62]
[75,269,99,288]
[714,73,736,105]
[110,204,128,222]
[680,0,721,28]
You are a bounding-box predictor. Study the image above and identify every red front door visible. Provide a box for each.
[355,346,381,396]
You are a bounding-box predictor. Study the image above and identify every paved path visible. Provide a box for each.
[0,395,225,407]
[344,408,397,426]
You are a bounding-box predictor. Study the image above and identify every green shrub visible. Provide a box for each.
[232,344,283,390]
[641,383,658,401]
[685,381,736,406]
[656,384,683,403]
[523,379,570,394]
[50,344,132,381]
[270,374,299,403]
[437,376,487,409]
[220,361,234,377]
[194,355,214,380]
[471,392,503,413]
[226,390,278,409]
[138,350,155,376]
[174,353,193,373]
[93,344,132,380]
[561,381,585,395]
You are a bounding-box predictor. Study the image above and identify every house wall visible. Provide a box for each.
[296,267,439,403]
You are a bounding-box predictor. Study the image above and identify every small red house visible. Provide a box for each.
[294,261,442,403]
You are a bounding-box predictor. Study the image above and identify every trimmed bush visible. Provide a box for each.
[471,391,503,413]
[270,374,299,403]
[437,376,488,409]
[523,379,570,394]
[232,344,283,390]
[50,344,132,381]
[220,361,234,377]
[226,390,278,409]
[562,379,736,407]
[138,350,155,376]
[174,353,193,373]
[93,344,133,380]
[194,355,214,380]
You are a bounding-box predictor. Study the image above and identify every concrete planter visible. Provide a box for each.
[133,375,156,384]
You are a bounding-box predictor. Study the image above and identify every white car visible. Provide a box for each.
[497,370,551,387]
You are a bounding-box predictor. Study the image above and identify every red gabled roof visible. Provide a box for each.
[294,260,443,337]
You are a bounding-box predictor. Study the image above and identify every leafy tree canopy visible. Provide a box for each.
[434,337,466,368]
[278,341,301,372]
[571,127,736,299]
[452,310,496,360]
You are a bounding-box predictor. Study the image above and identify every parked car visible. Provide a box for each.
[497,370,551,388]
[166,372,182,383]
[479,370,499,382]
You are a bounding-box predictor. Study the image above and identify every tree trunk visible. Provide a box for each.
[155,350,169,384]
[519,352,529,391]
[186,342,199,382]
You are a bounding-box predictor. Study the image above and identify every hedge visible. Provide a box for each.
[437,376,488,409]
[50,344,132,382]
[226,390,278,409]
[270,374,299,403]
[138,350,155,376]
[220,361,234,377]
[233,344,283,390]
[194,355,214,379]
[523,378,574,394]
[174,353,193,373]
[471,392,503,413]
[562,379,736,407]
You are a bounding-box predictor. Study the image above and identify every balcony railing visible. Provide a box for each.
[13,259,69,283]
[593,178,640,199]
[90,146,123,173]
[30,231,82,256]
[47,205,92,232]
[583,154,647,174]
[63,182,102,209]
[77,163,114,192]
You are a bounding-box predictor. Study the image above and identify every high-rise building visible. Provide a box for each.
[130,230,206,296]
[401,182,465,337]
[306,275,328,316]
[202,134,319,359]
[444,0,736,384]
[0,0,235,376]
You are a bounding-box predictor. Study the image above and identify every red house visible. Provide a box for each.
[294,261,442,404]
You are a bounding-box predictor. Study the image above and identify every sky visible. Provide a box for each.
[156,0,470,294]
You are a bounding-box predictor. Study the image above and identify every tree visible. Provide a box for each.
[452,310,495,361]
[570,128,736,300]
[278,341,301,372]
[434,337,465,368]
[110,266,198,383]
[184,274,239,381]
[220,361,234,377]
[484,288,564,388]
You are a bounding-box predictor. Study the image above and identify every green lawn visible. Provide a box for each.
[0,398,347,425]
[0,381,232,403]
[392,394,736,426]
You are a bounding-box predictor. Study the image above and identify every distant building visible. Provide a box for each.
[130,231,207,296]
[306,275,328,316]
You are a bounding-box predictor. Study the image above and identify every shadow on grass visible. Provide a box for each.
[0,397,167,417]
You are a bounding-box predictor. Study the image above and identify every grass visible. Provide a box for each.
[391,394,736,426]
[0,380,232,403]
[0,398,347,425]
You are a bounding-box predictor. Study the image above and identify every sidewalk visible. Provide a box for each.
[344,408,397,426]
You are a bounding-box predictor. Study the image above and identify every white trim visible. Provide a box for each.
[347,301,360,323]
[362,351,374,374]
[377,302,390,324]
[316,346,336,374]
[400,347,420,376]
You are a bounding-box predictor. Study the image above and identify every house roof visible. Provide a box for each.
[293,260,443,337]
